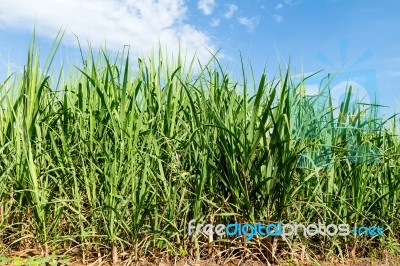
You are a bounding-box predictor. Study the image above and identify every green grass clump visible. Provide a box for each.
[0,34,399,264]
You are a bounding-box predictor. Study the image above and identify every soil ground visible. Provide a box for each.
[1,254,399,266]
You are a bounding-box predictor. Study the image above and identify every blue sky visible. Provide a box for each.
[0,0,399,115]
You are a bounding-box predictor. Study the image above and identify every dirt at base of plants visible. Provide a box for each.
[1,253,399,266]
[84,258,400,266]
[67,258,400,266]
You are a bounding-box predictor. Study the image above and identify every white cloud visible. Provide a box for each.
[0,0,217,65]
[304,84,319,96]
[210,18,220,27]
[285,0,302,5]
[273,14,283,23]
[198,0,216,15]
[275,3,283,10]
[390,71,400,78]
[238,16,259,32]
[224,4,238,19]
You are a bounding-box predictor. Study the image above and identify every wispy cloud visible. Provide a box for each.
[198,0,216,15]
[0,0,216,64]
[238,16,259,32]
[0,51,22,73]
[389,71,400,78]
[379,57,400,64]
[285,0,303,5]
[275,3,283,10]
[224,4,238,19]
[273,14,284,23]
[210,18,220,27]
[304,84,319,96]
